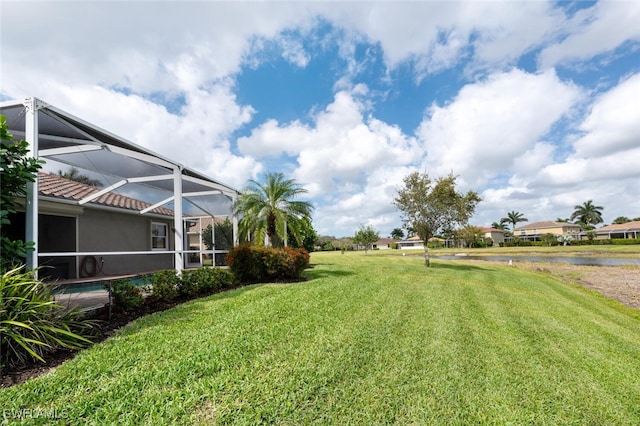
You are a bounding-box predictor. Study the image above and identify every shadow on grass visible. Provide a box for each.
[304,268,355,280]
[429,260,490,272]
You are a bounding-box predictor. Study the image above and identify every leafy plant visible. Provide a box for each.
[1,266,94,369]
[353,225,379,253]
[233,172,314,248]
[149,270,179,302]
[226,245,310,284]
[0,115,44,270]
[107,279,144,312]
[393,171,481,266]
[178,270,201,297]
[183,267,234,294]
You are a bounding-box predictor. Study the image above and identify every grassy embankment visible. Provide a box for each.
[1,251,639,424]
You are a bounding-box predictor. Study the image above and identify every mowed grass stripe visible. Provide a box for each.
[1,251,639,425]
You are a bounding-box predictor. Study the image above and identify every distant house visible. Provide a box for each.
[372,238,399,250]
[514,221,582,241]
[594,221,640,240]
[185,215,233,265]
[396,236,424,249]
[477,226,505,246]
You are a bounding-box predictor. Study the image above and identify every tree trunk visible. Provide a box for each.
[423,244,430,267]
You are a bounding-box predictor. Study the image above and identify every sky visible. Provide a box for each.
[1,1,639,238]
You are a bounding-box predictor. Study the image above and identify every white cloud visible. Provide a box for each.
[236,86,420,235]
[416,68,582,186]
[475,72,640,227]
[572,73,640,157]
[3,1,639,236]
[538,1,640,69]
[323,2,562,77]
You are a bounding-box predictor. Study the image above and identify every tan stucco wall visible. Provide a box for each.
[518,226,581,236]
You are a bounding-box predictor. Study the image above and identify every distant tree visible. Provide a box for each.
[390,228,405,240]
[570,200,603,230]
[287,216,318,252]
[457,225,483,248]
[634,217,640,222]
[556,217,570,223]
[541,233,557,246]
[500,211,528,234]
[203,219,234,252]
[1,115,44,270]
[491,221,509,231]
[234,172,313,247]
[353,225,379,253]
[612,216,630,224]
[557,234,573,246]
[336,237,353,251]
[393,172,481,267]
[58,167,102,187]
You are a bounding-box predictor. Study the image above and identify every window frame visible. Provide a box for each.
[151,222,169,251]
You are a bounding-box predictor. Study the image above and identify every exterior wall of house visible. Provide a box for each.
[516,225,581,238]
[483,231,504,245]
[397,241,424,249]
[77,209,174,277]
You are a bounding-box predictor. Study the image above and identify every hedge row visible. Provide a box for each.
[108,267,234,311]
[226,245,310,284]
[108,246,311,311]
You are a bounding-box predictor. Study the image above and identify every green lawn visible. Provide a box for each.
[2,251,640,424]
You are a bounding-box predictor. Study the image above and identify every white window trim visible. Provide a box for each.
[151,222,169,251]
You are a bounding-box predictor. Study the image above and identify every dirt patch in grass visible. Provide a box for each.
[478,260,640,310]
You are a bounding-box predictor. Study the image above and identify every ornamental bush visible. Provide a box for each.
[149,269,180,302]
[181,267,234,295]
[108,278,144,312]
[226,245,310,284]
[1,267,95,368]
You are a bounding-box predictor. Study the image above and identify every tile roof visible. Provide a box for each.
[596,221,640,233]
[374,238,399,244]
[478,226,504,233]
[185,215,229,232]
[38,172,174,216]
[515,221,581,230]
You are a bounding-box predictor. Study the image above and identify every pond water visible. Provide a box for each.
[431,255,640,267]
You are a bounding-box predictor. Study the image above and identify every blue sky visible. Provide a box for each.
[2,1,640,237]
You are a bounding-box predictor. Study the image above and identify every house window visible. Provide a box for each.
[520,230,526,236]
[152,222,168,250]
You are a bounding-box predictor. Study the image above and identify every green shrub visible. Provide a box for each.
[610,238,640,245]
[107,278,144,312]
[149,269,179,302]
[178,270,201,297]
[226,245,310,284]
[180,267,235,295]
[213,267,235,289]
[1,266,94,368]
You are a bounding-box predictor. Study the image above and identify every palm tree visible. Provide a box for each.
[234,172,314,247]
[612,216,630,224]
[491,221,508,231]
[500,211,528,234]
[570,200,603,230]
[390,228,404,240]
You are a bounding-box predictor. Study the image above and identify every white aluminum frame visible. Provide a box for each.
[2,97,240,278]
